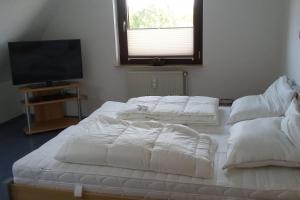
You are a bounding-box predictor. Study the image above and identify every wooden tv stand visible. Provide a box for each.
[18,82,82,135]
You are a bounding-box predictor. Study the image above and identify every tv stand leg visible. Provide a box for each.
[24,93,31,134]
[76,88,82,120]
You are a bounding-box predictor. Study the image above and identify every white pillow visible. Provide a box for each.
[284,97,300,116]
[263,76,296,114]
[228,76,295,124]
[228,95,276,124]
[224,117,300,169]
[281,98,300,147]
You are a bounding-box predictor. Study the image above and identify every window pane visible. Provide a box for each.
[128,0,194,29]
[127,0,194,57]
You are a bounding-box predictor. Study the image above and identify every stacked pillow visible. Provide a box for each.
[224,76,299,170]
[224,115,300,169]
[228,76,295,124]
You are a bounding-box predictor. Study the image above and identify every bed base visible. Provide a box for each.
[9,182,145,200]
[8,181,272,200]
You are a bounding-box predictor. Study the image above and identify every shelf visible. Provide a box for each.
[19,82,80,93]
[22,93,80,106]
[25,117,80,135]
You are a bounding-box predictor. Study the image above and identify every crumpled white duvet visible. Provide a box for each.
[55,115,216,178]
[117,96,219,125]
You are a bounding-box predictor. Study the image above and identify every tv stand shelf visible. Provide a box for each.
[19,82,80,92]
[22,93,80,106]
[18,82,82,135]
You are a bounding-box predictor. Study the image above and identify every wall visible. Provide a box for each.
[191,0,287,98]
[284,0,300,86]
[42,0,287,115]
[0,81,22,123]
[42,0,127,115]
[0,0,60,123]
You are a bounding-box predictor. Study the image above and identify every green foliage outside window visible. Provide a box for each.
[129,4,192,29]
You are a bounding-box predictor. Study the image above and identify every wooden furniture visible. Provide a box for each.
[18,82,82,135]
[10,183,142,200]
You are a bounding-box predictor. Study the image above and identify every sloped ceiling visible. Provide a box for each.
[0,0,60,83]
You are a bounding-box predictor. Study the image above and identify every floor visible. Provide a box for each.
[0,115,59,200]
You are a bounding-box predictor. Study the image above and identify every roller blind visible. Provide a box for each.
[128,28,193,57]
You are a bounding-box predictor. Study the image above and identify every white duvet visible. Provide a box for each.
[117,96,219,125]
[55,115,216,178]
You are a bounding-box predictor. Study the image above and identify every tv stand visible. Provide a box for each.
[18,82,82,135]
[28,81,70,89]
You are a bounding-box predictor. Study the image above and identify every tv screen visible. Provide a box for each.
[8,39,83,85]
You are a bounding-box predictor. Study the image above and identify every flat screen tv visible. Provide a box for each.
[8,39,83,85]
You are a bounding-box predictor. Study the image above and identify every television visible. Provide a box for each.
[8,39,83,85]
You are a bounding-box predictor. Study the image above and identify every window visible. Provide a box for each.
[116,0,203,65]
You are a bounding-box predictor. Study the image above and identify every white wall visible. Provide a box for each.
[42,0,288,115]
[0,0,59,122]
[0,81,22,123]
[191,0,287,98]
[284,0,300,86]
[42,0,127,115]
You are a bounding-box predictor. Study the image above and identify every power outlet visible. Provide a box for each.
[152,78,158,89]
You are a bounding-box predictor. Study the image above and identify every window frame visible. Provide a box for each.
[116,0,203,65]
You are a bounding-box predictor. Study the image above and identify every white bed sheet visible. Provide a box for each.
[13,102,300,200]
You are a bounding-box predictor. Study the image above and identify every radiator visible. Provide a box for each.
[127,71,188,98]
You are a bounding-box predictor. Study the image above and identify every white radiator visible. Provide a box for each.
[127,71,188,98]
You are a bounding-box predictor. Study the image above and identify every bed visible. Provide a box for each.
[10,101,300,200]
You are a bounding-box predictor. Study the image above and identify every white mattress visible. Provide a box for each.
[13,102,300,200]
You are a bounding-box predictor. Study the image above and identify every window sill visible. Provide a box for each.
[114,64,204,71]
